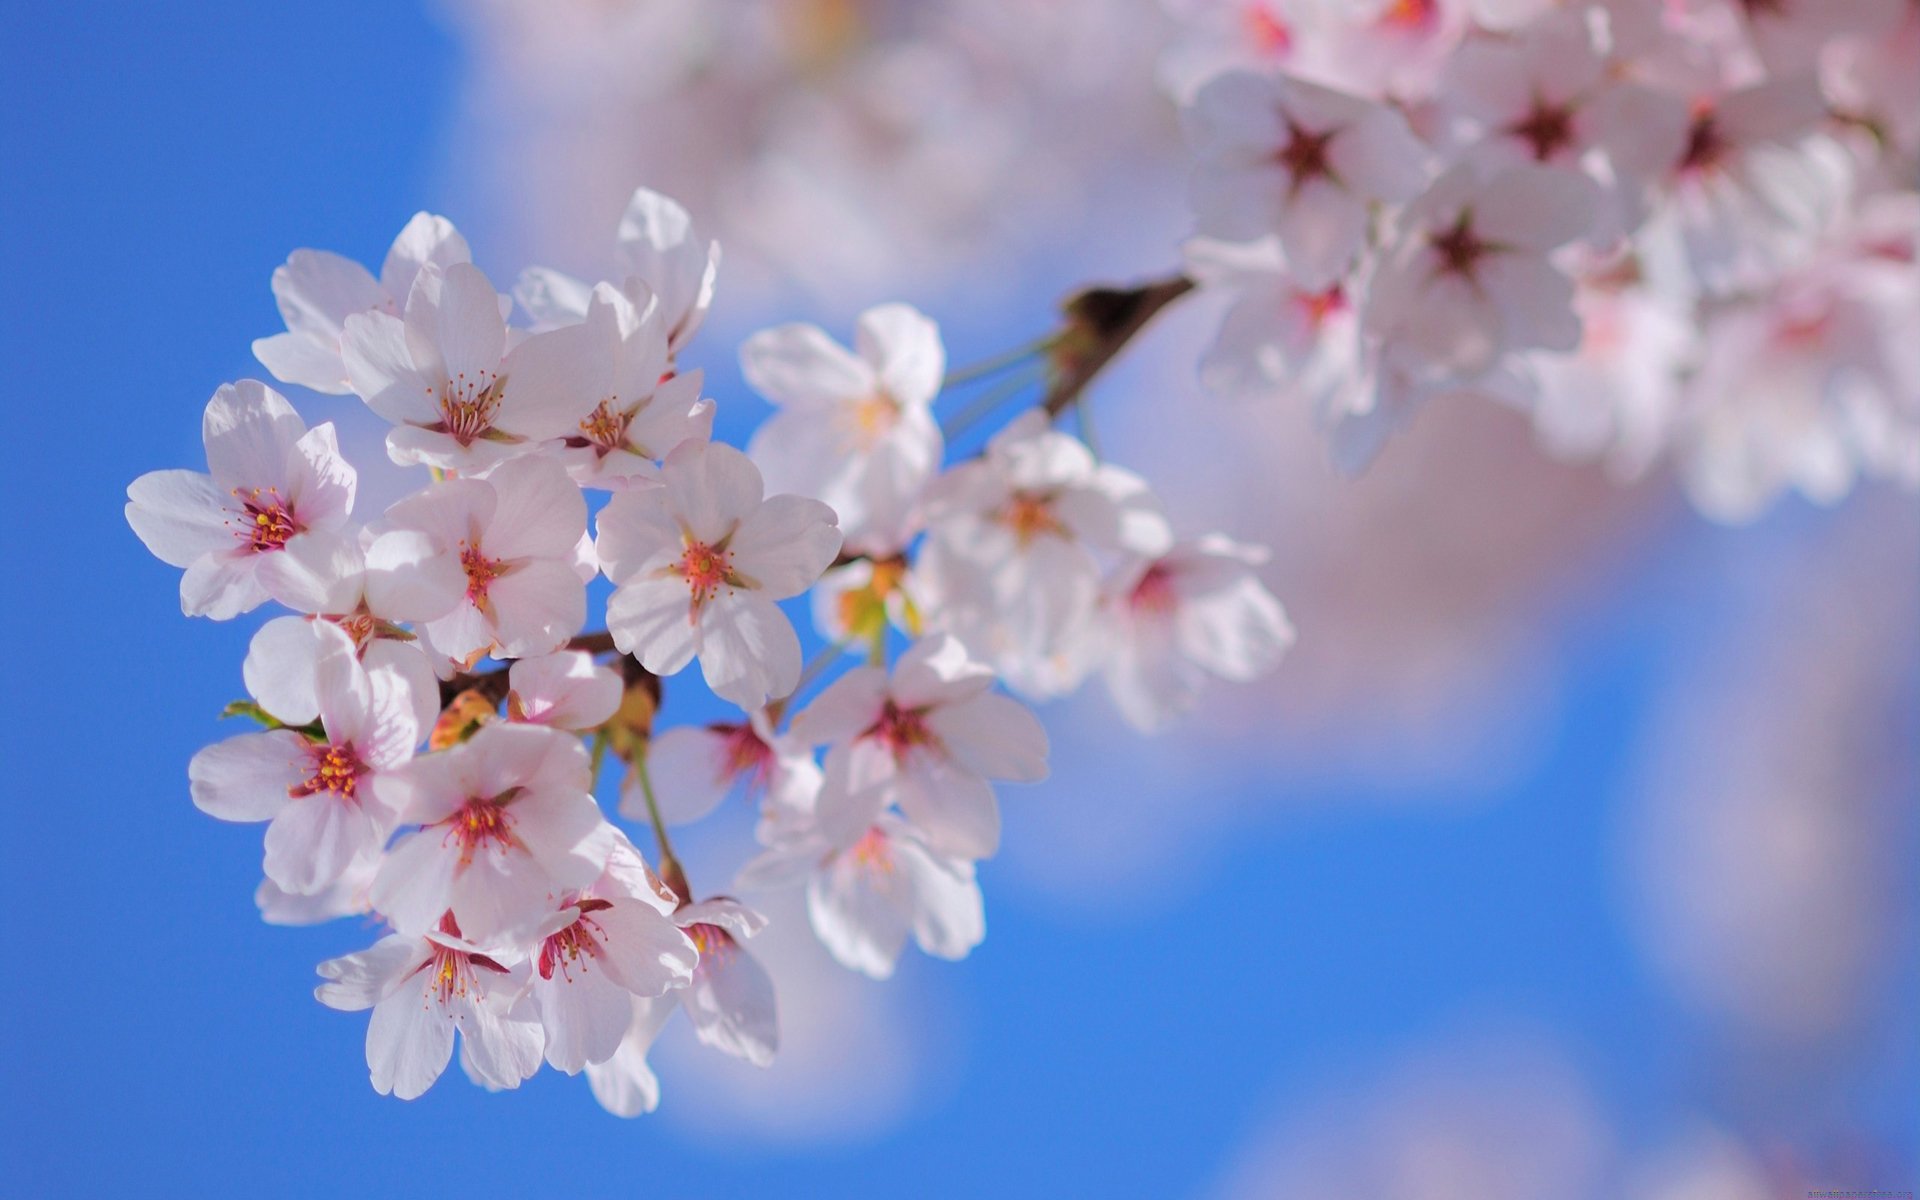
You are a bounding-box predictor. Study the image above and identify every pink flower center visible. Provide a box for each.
[677,540,737,606]
[1243,3,1293,55]
[1275,120,1337,189]
[576,399,634,457]
[1508,99,1577,162]
[687,922,735,967]
[715,723,775,795]
[413,912,511,1002]
[1378,0,1438,30]
[231,487,302,553]
[1129,563,1180,616]
[1293,285,1347,328]
[441,798,520,866]
[537,898,613,981]
[1000,492,1068,546]
[1679,108,1727,174]
[1429,213,1495,279]
[434,372,506,445]
[460,540,505,607]
[292,742,366,802]
[850,826,895,874]
[871,700,938,754]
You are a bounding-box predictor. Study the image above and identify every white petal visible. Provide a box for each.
[202,380,305,493]
[728,494,842,599]
[126,469,230,568]
[365,967,456,1098]
[925,691,1049,782]
[740,322,874,410]
[189,730,307,822]
[698,592,802,710]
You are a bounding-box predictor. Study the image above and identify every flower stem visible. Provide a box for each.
[940,332,1060,389]
[940,359,1048,440]
[631,747,691,903]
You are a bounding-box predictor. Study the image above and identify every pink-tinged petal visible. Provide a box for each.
[591,899,699,997]
[1476,165,1599,251]
[433,261,508,386]
[485,559,587,659]
[593,487,680,584]
[481,456,586,560]
[264,791,378,896]
[1105,610,1195,732]
[253,332,352,396]
[607,573,698,677]
[315,932,426,1011]
[663,440,766,544]
[179,550,272,620]
[1057,464,1172,557]
[311,639,373,739]
[682,939,777,1067]
[421,596,496,665]
[364,528,465,625]
[740,322,874,410]
[513,266,593,329]
[533,958,636,1073]
[270,248,385,338]
[255,528,363,615]
[498,319,607,441]
[791,667,889,745]
[368,830,461,936]
[585,996,671,1117]
[380,212,470,301]
[126,469,229,568]
[244,617,338,725]
[895,754,1000,860]
[342,309,437,426]
[856,303,945,409]
[514,793,618,893]
[614,187,714,341]
[676,898,769,940]
[1328,103,1429,203]
[807,845,912,979]
[509,651,621,732]
[1481,253,1582,353]
[925,691,1049,783]
[634,725,736,826]
[363,640,440,750]
[1177,576,1295,682]
[455,993,545,1093]
[625,370,713,460]
[897,834,985,961]
[814,740,896,851]
[189,730,309,822]
[890,635,996,709]
[727,494,842,599]
[734,844,820,891]
[1272,175,1368,290]
[698,591,802,710]
[366,974,456,1099]
[202,380,305,493]
[283,423,356,529]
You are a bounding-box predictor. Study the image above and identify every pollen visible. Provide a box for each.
[537,907,608,982]
[677,539,737,607]
[839,391,899,449]
[1378,0,1438,30]
[687,922,735,966]
[1000,491,1068,546]
[460,540,505,607]
[442,798,519,866]
[231,487,301,553]
[577,398,634,457]
[871,699,938,754]
[292,742,366,802]
[850,826,895,874]
[435,371,507,446]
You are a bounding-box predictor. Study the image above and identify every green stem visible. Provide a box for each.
[631,748,691,902]
[941,359,1048,441]
[940,332,1059,389]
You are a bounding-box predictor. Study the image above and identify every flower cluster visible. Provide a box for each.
[127,188,1292,1110]
[1173,0,1920,520]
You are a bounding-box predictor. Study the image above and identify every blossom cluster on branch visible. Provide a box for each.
[126,190,1292,1109]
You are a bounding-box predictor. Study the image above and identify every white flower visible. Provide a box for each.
[315,913,543,1100]
[1183,69,1427,288]
[190,639,418,895]
[667,898,778,1067]
[1100,535,1295,731]
[584,994,676,1117]
[1366,162,1599,384]
[369,722,616,941]
[366,455,590,665]
[738,813,984,980]
[523,835,698,1074]
[790,634,1048,860]
[1187,234,1364,415]
[127,380,356,620]
[506,650,623,732]
[595,440,842,710]
[552,285,714,490]
[742,303,945,556]
[342,261,602,473]
[252,213,470,395]
[917,412,1171,698]
[516,186,719,357]
[623,711,823,837]
[257,844,381,927]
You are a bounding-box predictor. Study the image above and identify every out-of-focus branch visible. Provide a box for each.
[1041,274,1196,418]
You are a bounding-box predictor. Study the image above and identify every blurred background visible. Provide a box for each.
[3,2,1914,1196]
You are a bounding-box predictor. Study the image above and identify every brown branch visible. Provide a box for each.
[1041,274,1195,419]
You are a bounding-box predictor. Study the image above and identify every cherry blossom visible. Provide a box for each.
[252,212,470,395]
[808,556,925,653]
[1183,69,1427,288]
[506,650,623,732]
[583,994,676,1117]
[738,813,984,980]
[369,722,616,941]
[550,285,714,490]
[789,634,1048,860]
[917,412,1172,698]
[316,913,543,1099]
[595,440,842,710]
[366,454,591,665]
[663,898,779,1067]
[341,260,602,473]
[625,711,823,835]
[523,837,698,1074]
[516,185,719,358]
[190,640,418,894]
[127,380,356,620]
[742,303,945,556]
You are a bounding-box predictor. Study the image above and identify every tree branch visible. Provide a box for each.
[1042,274,1196,419]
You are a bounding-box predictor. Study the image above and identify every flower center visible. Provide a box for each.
[1429,213,1495,279]
[537,899,613,982]
[1130,563,1180,616]
[442,797,520,866]
[1243,3,1292,55]
[460,540,506,607]
[1000,491,1068,546]
[687,922,736,967]
[849,826,895,874]
[716,723,775,794]
[1379,0,1438,30]
[871,699,938,754]
[577,399,634,457]
[1679,108,1727,174]
[435,372,507,445]
[292,742,366,802]
[232,487,301,553]
[1276,121,1337,189]
[1509,99,1577,162]
[677,540,737,606]
[1294,285,1347,327]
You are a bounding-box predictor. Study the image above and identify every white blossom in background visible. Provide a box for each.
[505,649,623,732]
[596,440,842,710]
[342,260,602,474]
[743,302,945,557]
[126,380,356,620]
[626,710,823,835]
[790,635,1049,860]
[1101,535,1296,731]
[661,898,780,1068]
[252,213,471,395]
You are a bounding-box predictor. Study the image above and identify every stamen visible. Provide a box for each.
[290,742,366,802]
[1000,492,1069,545]
[230,487,301,553]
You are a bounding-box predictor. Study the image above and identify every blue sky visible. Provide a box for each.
[4,4,1914,1197]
